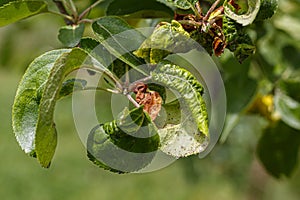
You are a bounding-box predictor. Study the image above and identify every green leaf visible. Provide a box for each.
[164,0,198,10]
[224,0,261,26]
[0,0,48,27]
[87,107,160,173]
[106,0,174,18]
[223,59,257,113]
[35,48,109,167]
[92,16,147,75]
[79,37,114,67]
[0,0,14,7]
[12,47,109,168]
[257,121,300,178]
[275,90,300,130]
[58,24,85,47]
[151,60,209,156]
[134,20,194,64]
[222,16,255,62]
[58,78,87,98]
[277,79,300,102]
[256,0,278,21]
[12,49,70,156]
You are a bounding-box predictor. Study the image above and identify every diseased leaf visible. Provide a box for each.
[151,61,209,157]
[257,121,300,178]
[58,24,85,47]
[133,83,163,121]
[222,16,256,62]
[106,0,174,18]
[12,49,70,156]
[87,107,160,173]
[164,0,198,10]
[256,0,278,21]
[0,0,48,27]
[156,99,209,157]
[35,48,109,167]
[224,0,261,26]
[274,90,300,130]
[134,20,194,64]
[92,16,147,75]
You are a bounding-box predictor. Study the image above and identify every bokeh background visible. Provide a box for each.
[1,0,300,199]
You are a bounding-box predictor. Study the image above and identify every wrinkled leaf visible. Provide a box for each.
[151,61,209,157]
[0,0,48,27]
[106,0,174,18]
[87,107,160,173]
[257,121,300,178]
[156,99,209,157]
[275,90,300,130]
[224,0,261,26]
[164,0,198,10]
[58,24,85,47]
[92,16,147,75]
[256,0,278,21]
[222,16,256,62]
[134,20,194,64]
[12,49,70,156]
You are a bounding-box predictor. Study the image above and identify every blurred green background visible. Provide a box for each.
[1,0,300,199]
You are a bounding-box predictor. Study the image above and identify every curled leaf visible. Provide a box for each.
[256,0,278,21]
[134,20,195,64]
[222,16,255,62]
[151,61,209,157]
[12,49,70,156]
[157,99,209,158]
[34,48,109,167]
[224,0,261,26]
[87,107,160,173]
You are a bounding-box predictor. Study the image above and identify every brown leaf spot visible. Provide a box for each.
[213,37,226,57]
[134,83,162,121]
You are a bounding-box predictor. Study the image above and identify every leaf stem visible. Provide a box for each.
[80,65,123,92]
[196,1,203,16]
[52,0,74,25]
[49,11,74,22]
[126,94,140,108]
[177,20,202,28]
[203,0,221,21]
[65,0,78,20]
[83,86,120,94]
[78,0,104,20]
[190,2,202,19]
